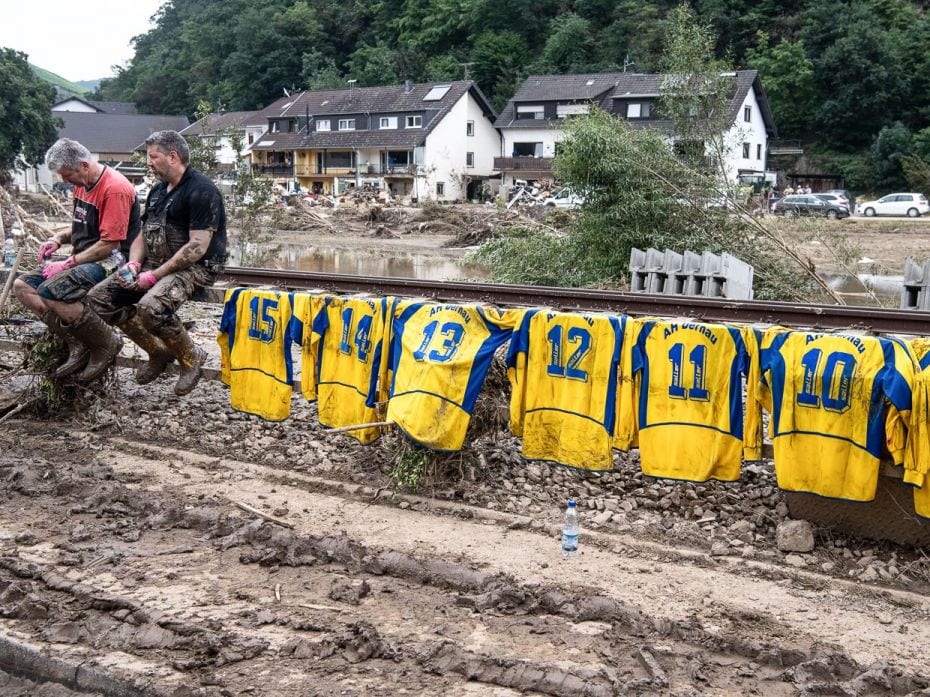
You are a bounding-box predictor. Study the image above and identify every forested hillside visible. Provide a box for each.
[93,0,930,190]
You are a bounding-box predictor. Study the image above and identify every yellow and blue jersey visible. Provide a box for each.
[761,329,914,501]
[507,309,625,470]
[618,318,762,482]
[218,287,295,421]
[386,302,523,450]
[289,292,325,401]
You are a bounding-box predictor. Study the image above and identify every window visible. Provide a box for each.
[380,116,398,129]
[326,151,353,168]
[317,119,330,132]
[742,142,750,159]
[466,152,474,168]
[516,105,544,120]
[466,120,475,136]
[423,85,451,101]
[247,132,254,145]
[557,103,589,118]
[512,142,543,157]
[626,103,650,119]
[338,119,355,131]
[406,115,422,128]
[436,182,445,196]
[744,106,751,122]
[756,144,761,160]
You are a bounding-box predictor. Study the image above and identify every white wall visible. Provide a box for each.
[501,127,563,159]
[52,98,97,113]
[721,87,768,183]
[423,91,501,201]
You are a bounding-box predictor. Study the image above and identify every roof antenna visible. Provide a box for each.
[623,54,635,72]
[283,87,290,97]
[347,79,357,90]
[457,62,475,80]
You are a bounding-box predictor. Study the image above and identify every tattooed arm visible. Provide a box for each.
[145,228,214,279]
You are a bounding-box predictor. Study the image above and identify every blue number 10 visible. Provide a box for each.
[668,342,709,401]
[796,348,856,412]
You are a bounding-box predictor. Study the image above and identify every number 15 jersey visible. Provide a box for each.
[761,330,914,501]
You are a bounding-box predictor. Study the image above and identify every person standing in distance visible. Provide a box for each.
[13,138,140,382]
[86,130,227,396]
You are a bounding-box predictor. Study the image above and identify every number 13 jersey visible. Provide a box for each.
[618,319,762,482]
[761,330,914,501]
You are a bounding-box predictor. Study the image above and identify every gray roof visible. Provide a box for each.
[180,111,258,136]
[56,112,191,154]
[252,80,496,151]
[495,69,776,135]
[88,100,138,114]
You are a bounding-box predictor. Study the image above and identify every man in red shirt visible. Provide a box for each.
[13,138,140,382]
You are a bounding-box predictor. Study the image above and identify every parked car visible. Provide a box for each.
[815,193,850,211]
[825,189,855,211]
[772,194,849,219]
[856,193,930,217]
[544,188,584,209]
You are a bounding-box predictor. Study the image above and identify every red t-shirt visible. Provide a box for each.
[71,166,138,254]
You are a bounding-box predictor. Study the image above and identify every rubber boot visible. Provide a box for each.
[117,314,173,385]
[41,310,89,378]
[160,326,206,396]
[69,307,123,383]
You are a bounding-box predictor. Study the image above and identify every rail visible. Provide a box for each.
[216,267,930,336]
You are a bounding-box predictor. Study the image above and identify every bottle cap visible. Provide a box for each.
[567,500,576,508]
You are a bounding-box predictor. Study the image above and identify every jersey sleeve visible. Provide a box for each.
[217,287,243,386]
[904,371,930,486]
[613,317,643,451]
[505,309,536,437]
[741,325,764,460]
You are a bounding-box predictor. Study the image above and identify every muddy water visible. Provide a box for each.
[276,244,489,280]
[827,273,904,307]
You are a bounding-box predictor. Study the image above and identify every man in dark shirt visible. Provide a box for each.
[14,138,140,382]
[87,130,227,396]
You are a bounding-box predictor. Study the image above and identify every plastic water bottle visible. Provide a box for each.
[3,238,15,268]
[562,500,579,558]
[102,248,124,274]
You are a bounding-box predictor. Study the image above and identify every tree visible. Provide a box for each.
[0,48,58,185]
[744,32,816,138]
[474,108,809,300]
[302,50,345,90]
[869,122,913,191]
[659,3,738,189]
[347,43,399,87]
[533,14,597,74]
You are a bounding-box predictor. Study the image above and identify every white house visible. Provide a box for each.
[12,97,188,192]
[179,110,260,169]
[250,80,500,201]
[494,70,776,189]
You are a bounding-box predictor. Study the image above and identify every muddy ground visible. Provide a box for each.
[2,299,930,695]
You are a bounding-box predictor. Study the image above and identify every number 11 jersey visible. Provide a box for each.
[618,319,762,482]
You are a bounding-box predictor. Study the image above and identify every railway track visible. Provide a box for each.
[218,266,930,335]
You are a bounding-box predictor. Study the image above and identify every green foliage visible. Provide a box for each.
[389,445,431,491]
[744,32,816,137]
[477,107,809,300]
[869,122,913,191]
[29,64,88,97]
[0,49,59,183]
[186,100,221,177]
[533,14,597,74]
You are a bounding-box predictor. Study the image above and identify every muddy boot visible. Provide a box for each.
[161,326,206,396]
[41,310,89,379]
[69,307,123,383]
[117,314,173,385]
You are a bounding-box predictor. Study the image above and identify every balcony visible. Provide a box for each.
[252,164,293,177]
[494,156,554,173]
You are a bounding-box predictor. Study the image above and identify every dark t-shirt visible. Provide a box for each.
[143,166,227,267]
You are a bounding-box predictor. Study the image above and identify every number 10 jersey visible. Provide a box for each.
[761,330,914,501]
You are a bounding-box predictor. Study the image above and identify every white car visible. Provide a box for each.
[857,193,929,217]
[544,189,584,209]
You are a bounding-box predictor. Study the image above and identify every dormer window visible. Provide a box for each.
[516,105,544,120]
[626,103,651,119]
[557,103,588,118]
[338,119,355,131]
[406,115,422,128]
[317,119,330,132]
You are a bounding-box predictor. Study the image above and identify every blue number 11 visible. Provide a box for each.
[668,342,709,401]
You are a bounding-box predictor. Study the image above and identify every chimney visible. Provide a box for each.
[404,80,414,93]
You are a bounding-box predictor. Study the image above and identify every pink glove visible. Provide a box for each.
[42,255,77,280]
[136,271,158,290]
[38,240,60,261]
